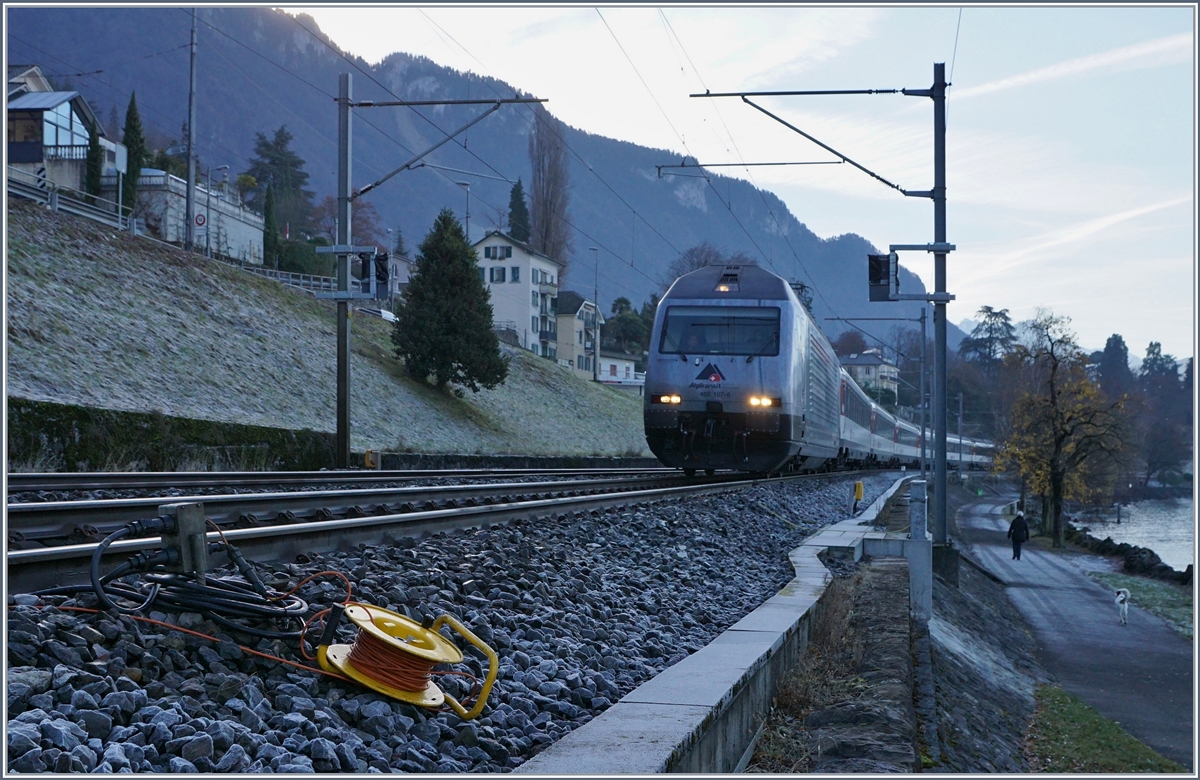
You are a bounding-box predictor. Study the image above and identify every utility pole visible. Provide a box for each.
[336,72,352,469]
[932,62,949,546]
[591,246,599,382]
[457,181,471,240]
[184,8,198,252]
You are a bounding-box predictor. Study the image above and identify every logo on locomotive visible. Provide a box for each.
[696,364,726,382]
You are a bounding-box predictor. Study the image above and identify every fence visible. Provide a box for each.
[8,165,140,233]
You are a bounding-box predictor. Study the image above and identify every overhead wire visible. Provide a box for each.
[7,34,256,171]
[414,10,687,269]
[657,10,843,318]
[595,9,780,278]
[283,10,664,301]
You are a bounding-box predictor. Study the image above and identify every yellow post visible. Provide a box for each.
[854,481,864,502]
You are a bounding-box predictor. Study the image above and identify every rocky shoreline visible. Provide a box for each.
[1064,522,1193,586]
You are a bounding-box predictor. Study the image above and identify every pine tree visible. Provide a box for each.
[392,209,509,394]
[392,227,407,257]
[120,92,146,217]
[262,184,280,269]
[1097,334,1134,400]
[85,125,103,199]
[242,125,315,235]
[507,178,531,242]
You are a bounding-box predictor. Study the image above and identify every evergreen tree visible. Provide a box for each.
[242,125,315,235]
[392,209,509,394]
[85,124,103,199]
[392,227,408,258]
[262,184,280,270]
[1097,334,1134,400]
[958,305,1016,372]
[507,178,531,242]
[120,92,146,217]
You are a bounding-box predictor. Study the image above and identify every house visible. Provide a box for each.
[7,65,125,193]
[598,348,645,394]
[841,349,900,398]
[472,231,564,357]
[555,291,606,379]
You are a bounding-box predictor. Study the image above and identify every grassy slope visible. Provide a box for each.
[5,198,647,456]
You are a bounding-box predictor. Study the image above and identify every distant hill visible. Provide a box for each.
[8,6,966,349]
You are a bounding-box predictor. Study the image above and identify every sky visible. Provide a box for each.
[281,4,1196,360]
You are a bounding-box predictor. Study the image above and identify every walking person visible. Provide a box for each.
[1007,512,1030,560]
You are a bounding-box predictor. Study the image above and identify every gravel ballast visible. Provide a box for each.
[6,473,896,773]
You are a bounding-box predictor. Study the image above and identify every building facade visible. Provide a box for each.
[472,231,564,357]
[598,348,645,394]
[840,350,900,398]
[555,291,605,379]
[101,169,264,265]
[7,65,125,194]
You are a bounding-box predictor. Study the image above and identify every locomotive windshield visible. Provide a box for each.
[659,306,781,356]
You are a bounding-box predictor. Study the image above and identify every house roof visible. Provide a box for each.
[600,348,638,361]
[8,89,105,137]
[840,353,895,368]
[473,230,563,267]
[8,90,79,111]
[556,291,586,316]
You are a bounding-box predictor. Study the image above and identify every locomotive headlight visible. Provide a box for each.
[748,396,779,407]
[656,394,682,404]
[669,394,681,404]
[749,397,762,407]
[760,397,772,407]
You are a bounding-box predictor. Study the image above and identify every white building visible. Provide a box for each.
[472,231,564,357]
[101,169,265,265]
[555,291,605,379]
[599,348,644,394]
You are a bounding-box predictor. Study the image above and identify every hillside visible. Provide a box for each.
[5,198,648,458]
[7,6,967,350]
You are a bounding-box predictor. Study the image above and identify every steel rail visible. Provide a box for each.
[6,468,673,494]
[7,474,714,546]
[7,470,867,594]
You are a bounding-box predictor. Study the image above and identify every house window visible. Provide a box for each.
[625,365,631,378]
[532,291,539,307]
[490,267,506,283]
[478,268,486,282]
[578,330,583,345]
[504,246,513,258]
[610,364,617,377]
[532,316,539,332]
[510,266,519,282]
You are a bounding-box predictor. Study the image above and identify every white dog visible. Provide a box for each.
[1115,588,1131,625]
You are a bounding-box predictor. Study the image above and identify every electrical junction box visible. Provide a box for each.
[158,502,209,574]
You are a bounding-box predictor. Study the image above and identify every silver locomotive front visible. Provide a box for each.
[643,265,803,474]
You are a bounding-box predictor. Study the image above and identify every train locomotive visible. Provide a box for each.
[643,263,991,475]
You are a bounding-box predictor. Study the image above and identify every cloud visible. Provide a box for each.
[951,33,1193,101]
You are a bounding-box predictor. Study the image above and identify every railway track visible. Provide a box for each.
[7,470,861,594]
[6,467,674,494]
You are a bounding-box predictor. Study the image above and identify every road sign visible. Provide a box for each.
[166,145,187,157]
[195,213,206,227]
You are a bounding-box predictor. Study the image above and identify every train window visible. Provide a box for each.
[659,306,780,356]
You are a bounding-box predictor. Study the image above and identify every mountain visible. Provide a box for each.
[8,6,966,349]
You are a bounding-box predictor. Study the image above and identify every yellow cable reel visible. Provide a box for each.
[316,603,499,719]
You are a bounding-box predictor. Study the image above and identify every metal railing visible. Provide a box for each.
[239,266,366,295]
[42,144,89,161]
[7,165,134,232]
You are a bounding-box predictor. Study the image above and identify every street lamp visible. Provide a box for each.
[456,181,470,241]
[590,246,599,382]
[206,164,229,258]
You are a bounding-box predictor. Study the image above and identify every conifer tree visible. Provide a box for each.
[262,184,280,269]
[85,125,103,200]
[392,209,508,394]
[392,227,407,257]
[242,125,315,234]
[120,92,146,217]
[507,178,531,242]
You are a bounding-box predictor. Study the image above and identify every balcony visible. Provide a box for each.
[538,282,558,296]
[539,329,558,342]
[43,144,89,161]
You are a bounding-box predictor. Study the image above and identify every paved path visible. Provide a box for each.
[955,498,1194,770]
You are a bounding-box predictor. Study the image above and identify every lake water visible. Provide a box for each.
[1075,498,1195,571]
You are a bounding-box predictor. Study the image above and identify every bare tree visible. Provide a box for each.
[528,107,573,276]
[658,241,753,291]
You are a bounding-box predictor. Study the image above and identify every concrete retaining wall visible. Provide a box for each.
[517,475,913,774]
